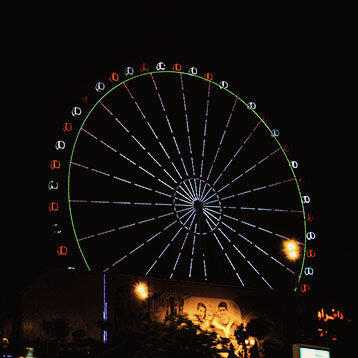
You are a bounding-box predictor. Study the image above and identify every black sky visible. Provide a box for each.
[4,3,357,306]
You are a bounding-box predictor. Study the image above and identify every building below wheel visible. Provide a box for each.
[2,266,353,356]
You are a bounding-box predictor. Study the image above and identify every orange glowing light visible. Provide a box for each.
[140,291,148,299]
[287,242,296,251]
[284,240,300,260]
[135,283,148,300]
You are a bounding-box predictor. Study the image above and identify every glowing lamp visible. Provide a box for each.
[135,283,148,300]
[284,240,300,260]
[140,291,148,299]
[287,242,296,251]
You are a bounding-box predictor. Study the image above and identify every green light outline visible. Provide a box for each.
[68,70,307,290]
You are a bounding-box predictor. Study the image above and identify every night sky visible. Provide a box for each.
[4,3,356,308]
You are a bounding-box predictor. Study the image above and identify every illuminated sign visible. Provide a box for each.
[152,296,261,357]
[317,308,343,322]
[300,347,330,358]
[292,344,331,358]
[314,307,348,342]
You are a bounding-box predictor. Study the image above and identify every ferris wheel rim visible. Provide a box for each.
[66,70,308,291]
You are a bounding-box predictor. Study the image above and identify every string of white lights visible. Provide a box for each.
[216,224,295,275]
[179,73,196,176]
[151,73,190,177]
[145,227,183,276]
[70,161,172,199]
[218,211,298,243]
[189,223,198,278]
[99,101,178,185]
[80,127,175,191]
[123,82,183,180]
[205,218,245,287]
[205,148,281,204]
[208,216,274,289]
[169,213,196,279]
[222,205,303,214]
[204,178,295,205]
[78,207,191,242]
[199,81,211,178]
[206,98,238,181]
[103,208,195,273]
[212,120,262,187]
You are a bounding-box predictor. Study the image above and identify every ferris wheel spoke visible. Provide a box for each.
[169,231,190,279]
[81,127,175,191]
[145,227,184,275]
[179,73,196,176]
[78,207,189,242]
[203,209,221,227]
[199,81,212,178]
[177,183,195,202]
[175,196,193,206]
[99,101,178,184]
[218,226,295,275]
[174,203,193,208]
[200,182,210,201]
[184,209,197,225]
[99,101,177,183]
[211,221,273,289]
[70,200,173,207]
[169,213,196,279]
[212,120,262,187]
[182,180,196,201]
[175,189,194,204]
[205,219,245,286]
[188,224,198,278]
[186,179,197,200]
[205,178,295,205]
[203,206,222,217]
[220,215,303,245]
[193,179,200,199]
[200,182,215,203]
[222,205,303,214]
[70,161,174,199]
[203,209,220,228]
[207,98,238,181]
[239,219,298,242]
[104,209,193,273]
[176,208,196,224]
[123,82,183,180]
[150,73,189,177]
[198,180,203,199]
[214,147,281,198]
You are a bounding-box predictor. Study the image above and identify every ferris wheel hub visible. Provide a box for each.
[193,199,203,211]
[173,178,223,235]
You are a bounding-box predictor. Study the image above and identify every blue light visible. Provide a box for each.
[103,273,108,344]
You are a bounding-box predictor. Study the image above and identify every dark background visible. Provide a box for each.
[4,3,356,309]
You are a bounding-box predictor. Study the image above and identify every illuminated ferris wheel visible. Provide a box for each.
[49,63,315,292]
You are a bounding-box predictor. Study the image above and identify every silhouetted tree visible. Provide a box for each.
[98,314,221,358]
[72,329,85,344]
[42,318,71,357]
[262,337,289,358]
[42,318,70,343]
[245,316,275,341]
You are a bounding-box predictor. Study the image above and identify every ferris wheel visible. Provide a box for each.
[49,63,316,292]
